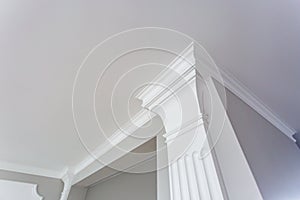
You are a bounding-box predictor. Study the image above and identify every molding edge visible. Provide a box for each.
[217,67,296,141]
[71,109,156,184]
[163,115,204,143]
[137,43,195,109]
[60,171,74,200]
[33,185,44,200]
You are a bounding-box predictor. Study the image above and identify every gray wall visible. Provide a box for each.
[218,83,300,200]
[68,186,88,200]
[85,172,156,200]
[0,169,63,200]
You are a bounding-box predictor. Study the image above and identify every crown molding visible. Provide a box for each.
[217,67,296,141]
[136,43,196,110]
[163,116,204,143]
[71,109,156,184]
[71,47,200,184]
[190,42,296,141]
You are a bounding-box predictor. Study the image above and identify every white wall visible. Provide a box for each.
[85,172,156,200]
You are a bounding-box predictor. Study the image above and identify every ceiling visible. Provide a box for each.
[0,0,299,177]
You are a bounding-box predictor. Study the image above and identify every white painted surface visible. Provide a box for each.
[0,0,299,179]
[156,132,170,200]
[137,44,225,200]
[60,172,74,200]
[0,179,42,200]
[197,76,263,200]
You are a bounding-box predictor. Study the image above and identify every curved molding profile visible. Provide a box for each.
[60,171,74,200]
[33,185,44,200]
[0,179,43,200]
[217,67,296,141]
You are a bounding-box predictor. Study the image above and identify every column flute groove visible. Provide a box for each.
[202,152,224,200]
[193,152,212,200]
[171,161,181,200]
[177,158,190,200]
[185,155,201,200]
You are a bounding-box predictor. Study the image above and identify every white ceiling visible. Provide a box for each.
[0,0,299,177]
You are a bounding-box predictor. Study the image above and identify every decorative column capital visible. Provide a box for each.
[162,115,204,144]
[136,43,225,200]
[136,43,201,133]
[136,43,196,110]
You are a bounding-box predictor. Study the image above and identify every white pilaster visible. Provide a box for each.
[136,43,224,200]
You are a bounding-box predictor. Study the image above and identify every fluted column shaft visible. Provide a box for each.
[136,44,224,200]
[164,119,224,200]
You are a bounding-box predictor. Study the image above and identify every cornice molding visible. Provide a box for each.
[192,42,295,141]
[137,42,296,142]
[136,43,196,110]
[163,115,204,143]
[217,67,296,141]
[71,109,156,184]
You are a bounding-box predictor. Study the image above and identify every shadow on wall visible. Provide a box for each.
[0,170,63,200]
